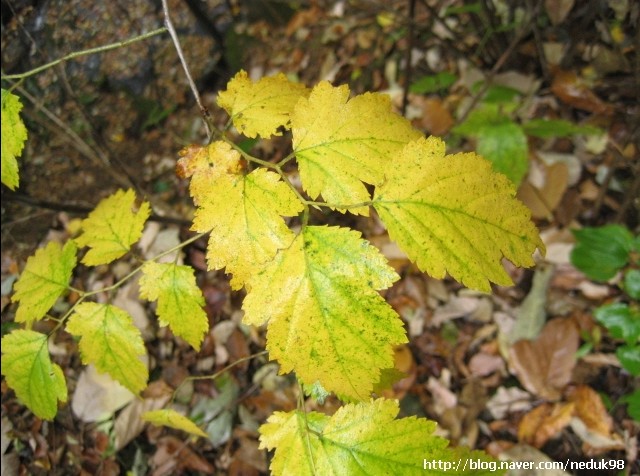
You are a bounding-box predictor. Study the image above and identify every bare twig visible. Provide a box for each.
[161,0,213,141]
[401,0,417,116]
[1,27,168,81]
[2,189,193,227]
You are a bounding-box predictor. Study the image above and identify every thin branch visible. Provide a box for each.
[162,0,213,141]
[1,27,168,81]
[3,189,192,227]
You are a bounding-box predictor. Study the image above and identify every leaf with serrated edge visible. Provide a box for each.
[75,189,150,266]
[142,409,208,437]
[1,89,28,190]
[12,240,77,326]
[374,137,544,292]
[191,168,303,289]
[292,82,421,215]
[139,262,208,350]
[217,70,310,138]
[243,226,404,401]
[260,398,501,476]
[66,303,148,394]
[1,330,67,420]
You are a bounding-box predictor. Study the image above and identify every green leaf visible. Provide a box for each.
[479,84,522,104]
[570,225,634,281]
[142,409,208,438]
[292,82,421,215]
[217,70,310,138]
[66,302,148,394]
[455,105,528,185]
[410,72,457,94]
[620,389,640,421]
[595,303,640,346]
[75,189,151,266]
[616,345,640,376]
[1,330,67,420]
[623,269,640,300]
[1,89,28,190]
[260,398,501,476]
[523,119,602,138]
[190,163,303,289]
[243,226,405,401]
[139,262,209,350]
[374,136,543,292]
[12,240,77,326]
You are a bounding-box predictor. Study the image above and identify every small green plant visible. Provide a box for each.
[571,224,640,420]
[453,83,602,185]
[2,42,544,475]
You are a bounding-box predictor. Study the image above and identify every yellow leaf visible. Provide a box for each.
[177,141,243,204]
[374,137,544,292]
[1,89,28,190]
[243,226,405,400]
[139,262,208,350]
[66,302,148,394]
[12,240,77,326]
[142,409,208,438]
[191,168,303,289]
[260,398,499,475]
[1,330,67,420]
[217,70,310,138]
[292,82,421,215]
[75,189,150,266]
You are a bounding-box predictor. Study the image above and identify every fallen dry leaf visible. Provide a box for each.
[151,435,215,476]
[551,70,614,115]
[544,0,575,25]
[518,162,569,220]
[518,401,575,448]
[509,317,580,400]
[420,97,454,136]
[486,386,533,419]
[567,385,623,452]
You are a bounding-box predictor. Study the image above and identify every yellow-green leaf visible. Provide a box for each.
[260,398,500,476]
[139,262,208,350]
[374,137,544,292]
[1,330,67,420]
[191,168,303,289]
[217,70,310,138]
[142,409,208,438]
[1,89,28,190]
[292,82,421,215]
[66,302,148,394]
[12,240,77,326]
[75,189,150,266]
[243,226,405,400]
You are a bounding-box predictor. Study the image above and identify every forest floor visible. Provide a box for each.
[1,1,639,475]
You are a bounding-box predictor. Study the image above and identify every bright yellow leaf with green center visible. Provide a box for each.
[242,226,404,400]
[0,330,67,420]
[260,398,501,476]
[12,240,77,326]
[142,409,208,438]
[66,302,148,395]
[1,89,28,190]
[75,189,150,266]
[292,82,421,215]
[217,70,310,138]
[139,262,208,350]
[374,137,544,292]
[191,168,303,289]
[177,141,243,205]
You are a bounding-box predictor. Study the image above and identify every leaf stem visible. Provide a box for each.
[1,27,168,81]
[173,350,269,402]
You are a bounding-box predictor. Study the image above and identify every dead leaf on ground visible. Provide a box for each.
[419,97,454,136]
[486,386,533,419]
[551,70,614,115]
[499,443,571,475]
[567,385,624,454]
[509,317,580,400]
[518,401,575,448]
[544,0,575,25]
[518,162,569,221]
[72,364,136,422]
[151,436,214,476]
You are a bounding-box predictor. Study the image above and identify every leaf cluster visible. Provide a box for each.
[2,71,546,474]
